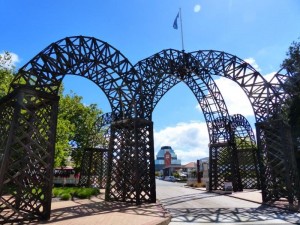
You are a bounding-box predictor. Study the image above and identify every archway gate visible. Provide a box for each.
[0,36,299,222]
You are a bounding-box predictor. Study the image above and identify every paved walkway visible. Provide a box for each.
[30,188,297,225]
[33,193,171,225]
[200,187,298,211]
[229,189,262,203]
[227,189,299,212]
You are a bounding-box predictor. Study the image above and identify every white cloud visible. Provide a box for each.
[194,4,201,13]
[154,121,209,165]
[244,57,261,72]
[214,77,255,117]
[10,52,20,65]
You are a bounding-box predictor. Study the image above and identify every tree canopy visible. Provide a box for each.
[56,90,105,168]
[282,38,300,137]
[282,39,300,76]
[0,52,14,98]
[282,38,300,158]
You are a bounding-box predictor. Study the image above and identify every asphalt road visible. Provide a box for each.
[156,179,300,224]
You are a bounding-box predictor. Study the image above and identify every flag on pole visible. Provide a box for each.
[173,12,179,29]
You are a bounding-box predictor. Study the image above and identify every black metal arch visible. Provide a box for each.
[269,67,298,114]
[136,49,300,204]
[230,114,260,189]
[231,114,256,146]
[189,50,278,122]
[10,36,139,119]
[0,36,143,223]
[0,36,299,223]
[185,50,300,203]
[135,49,243,191]
[135,50,231,140]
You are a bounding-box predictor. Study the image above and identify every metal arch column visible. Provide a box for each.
[0,86,59,223]
[256,119,300,205]
[78,148,108,188]
[208,117,242,192]
[105,118,155,204]
[78,112,113,189]
[259,68,300,205]
[231,114,260,189]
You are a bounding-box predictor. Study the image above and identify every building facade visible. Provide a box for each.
[155,146,181,172]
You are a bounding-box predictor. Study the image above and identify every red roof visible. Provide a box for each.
[182,162,196,168]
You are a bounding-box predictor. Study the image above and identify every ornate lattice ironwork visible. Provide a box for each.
[209,142,234,190]
[137,50,239,192]
[77,112,113,189]
[94,112,113,148]
[0,35,299,223]
[105,118,155,204]
[208,117,242,192]
[188,50,300,204]
[257,119,300,204]
[78,148,108,188]
[0,86,58,223]
[1,36,141,223]
[136,50,272,192]
[10,36,138,119]
[231,114,260,189]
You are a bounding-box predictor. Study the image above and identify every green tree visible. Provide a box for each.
[57,91,105,168]
[281,38,300,172]
[0,52,14,98]
[281,39,300,145]
[0,69,13,98]
[235,137,256,149]
[54,94,76,167]
[0,51,12,69]
[282,39,300,76]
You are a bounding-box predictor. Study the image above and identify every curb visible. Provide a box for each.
[156,216,171,225]
[155,201,172,225]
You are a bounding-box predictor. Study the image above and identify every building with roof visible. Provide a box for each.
[181,162,197,174]
[155,146,181,172]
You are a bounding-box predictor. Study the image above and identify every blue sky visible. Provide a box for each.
[1,0,300,164]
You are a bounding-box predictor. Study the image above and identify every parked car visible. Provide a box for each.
[164,176,176,182]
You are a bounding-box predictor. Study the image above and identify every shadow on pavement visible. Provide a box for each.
[159,192,220,207]
[159,192,300,224]
[168,206,300,224]
[29,195,169,225]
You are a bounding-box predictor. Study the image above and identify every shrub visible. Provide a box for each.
[52,187,100,200]
[60,193,71,200]
[52,188,63,197]
[75,188,100,199]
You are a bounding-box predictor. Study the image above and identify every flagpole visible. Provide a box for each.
[179,8,184,51]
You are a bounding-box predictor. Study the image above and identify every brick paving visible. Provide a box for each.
[31,194,170,225]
